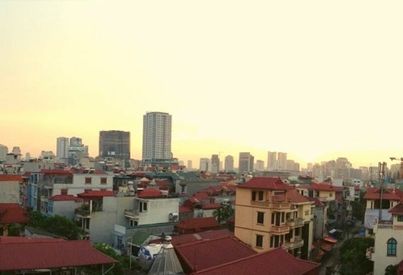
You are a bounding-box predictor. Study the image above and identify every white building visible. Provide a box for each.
[56,137,69,163]
[255,160,265,171]
[142,112,172,162]
[0,175,21,203]
[370,203,403,275]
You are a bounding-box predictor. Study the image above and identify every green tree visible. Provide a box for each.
[213,203,234,224]
[385,264,397,275]
[339,237,374,275]
[28,211,82,240]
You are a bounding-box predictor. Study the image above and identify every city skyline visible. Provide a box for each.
[1,1,403,167]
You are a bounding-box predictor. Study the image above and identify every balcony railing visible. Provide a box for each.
[287,218,304,228]
[270,224,290,234]
[124,209,140,219]
[250,200,292,210]
[284,237,304,250]
[75,205,91,217]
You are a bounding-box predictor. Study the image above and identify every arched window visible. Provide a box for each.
[387,238,397,256]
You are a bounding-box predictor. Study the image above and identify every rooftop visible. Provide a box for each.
[175,217,219,231]
[175,236,256,272]
[0,204,28,224]
[0,175,23,182]
[237,177,291,191]
[192,247,319,275]
[0,238,116,271]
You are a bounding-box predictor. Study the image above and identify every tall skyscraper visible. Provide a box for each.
[142,112,172,162]
[239,152,254,173]
[211,154,220,173]
[199,158,209,172]
[267,151,277,171]
[99,130,130,160]
[56,137,69,163]
[187,160,193,170]
[277,152,287,170]
[224,155,234,172]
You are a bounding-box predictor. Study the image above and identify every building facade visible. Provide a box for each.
[56,137,69,163]
[267,151,277,171]
[225,155,234,172]
[211,154,220,173]
[238,152,254,173]
[142,112,172,163]
[99,130,130,161]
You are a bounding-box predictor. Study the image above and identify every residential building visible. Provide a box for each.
[40,151,56,162]
[68,137,88,166]
[56,137,69,163]
[364,188,400,234]
[187,160,193,170]
[99,130,130,161]
[199,158,209,172]
[0,145,8,162]
[369,203,403,275]
[142,112,172,163]
[0,175,22,204]
[267,151,277,171]
[235,177,314,259]
[255,160,265,171]
[224,155,234,172]
[0,237,116,273]
[211,154,220,173]
[278,152,287,170]
[238,152,254,173]
[0,203,28,235]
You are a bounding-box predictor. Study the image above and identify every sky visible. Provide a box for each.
[1,1,403,168]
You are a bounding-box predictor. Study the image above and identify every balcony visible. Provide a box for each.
[284,237,304,250]
[75,205,90,217]
[250,200,292,210]
[124,209,140,219]
[287,218,304,228]
[270,224,290,235]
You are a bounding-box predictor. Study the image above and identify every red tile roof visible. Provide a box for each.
[77,190,114,199]
[0,204,28,225]
[172,229,233,246]
[0,238,116,271]
[0,175,22,182]
[175,236,256,273]
[50,195,83,202]
[310,183,336,192]
[364,188,401,201]
[179,206,193,213]
[389,203,403,215]
[175,217,219,231]
[41,169,73,176]
[192,247,319,275]
[201,203,221,210]
[138,188,164,198]
[237,177,291,191]
[286,189,312,204]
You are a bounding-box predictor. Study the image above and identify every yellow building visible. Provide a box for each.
[235,177,314,259]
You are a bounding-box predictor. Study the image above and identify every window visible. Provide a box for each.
[61,189,68,195]
[398,215,403,222]
[143,202,148,211]
[252,191,256,201]
[270,236,274,248]
[100,177,107,184]
[85,177,92,184]
[305,210,310,216]
[387,238,397,256]
[271,213,275,225]
[256,234,263,248]
[329,192,333,197]
[257,212,264,224]
[129,220,138,227]
[258,191,264,201]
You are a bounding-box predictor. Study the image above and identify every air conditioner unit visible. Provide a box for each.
[169,212,179,222]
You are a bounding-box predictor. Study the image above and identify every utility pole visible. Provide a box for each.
[378,162,386,221]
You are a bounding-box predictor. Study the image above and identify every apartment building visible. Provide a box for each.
[235,177,314,258]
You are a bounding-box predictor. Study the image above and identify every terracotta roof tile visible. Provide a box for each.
[0,175,22,182]
[0,204,28,225]
[238,177,291,191]
[192,247,319,275]
[0,238,116,271]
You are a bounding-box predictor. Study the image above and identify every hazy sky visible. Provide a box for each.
[1,1,403,167]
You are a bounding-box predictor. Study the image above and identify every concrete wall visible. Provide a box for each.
[0,182,20,203]
[52,201,81,220]
[89,196,134,244]
[52,173,113,196]
[373,223,403,275]
[137,198,179,225]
